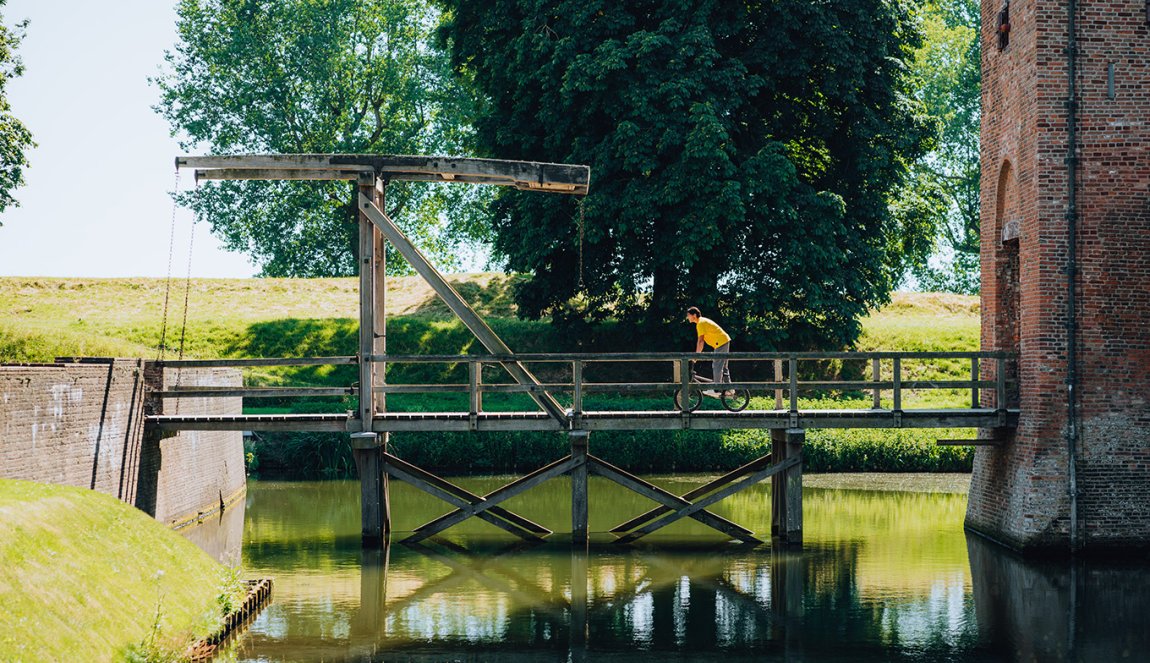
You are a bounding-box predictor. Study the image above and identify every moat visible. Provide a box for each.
[186,474,1150,661]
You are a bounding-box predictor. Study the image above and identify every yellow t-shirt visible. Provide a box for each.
[695,317,731,349]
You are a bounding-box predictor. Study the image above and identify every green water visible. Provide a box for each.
[204,475,1150,662]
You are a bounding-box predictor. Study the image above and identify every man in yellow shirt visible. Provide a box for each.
[686,306,732,397]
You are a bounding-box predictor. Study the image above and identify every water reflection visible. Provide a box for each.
[203,478,1150,662]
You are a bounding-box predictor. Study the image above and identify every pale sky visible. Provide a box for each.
[0,0,257,278]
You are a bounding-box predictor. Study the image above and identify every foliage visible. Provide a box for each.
[904,0,981,293]
[0,0,34,223]
[438,0,935,350]
[154,0,492,276]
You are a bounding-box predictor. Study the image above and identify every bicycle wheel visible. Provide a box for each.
[721,388,750,412]
[674,387,702,412]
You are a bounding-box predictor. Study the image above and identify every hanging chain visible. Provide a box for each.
[177,209,196,362]
[157,169,181,360]
[577,196,586,289]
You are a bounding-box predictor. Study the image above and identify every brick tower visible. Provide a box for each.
[967,0,1150,553]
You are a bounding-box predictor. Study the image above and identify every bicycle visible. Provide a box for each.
[673,363,750,412]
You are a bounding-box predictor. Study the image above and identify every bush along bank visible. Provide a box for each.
[246,425,974,479]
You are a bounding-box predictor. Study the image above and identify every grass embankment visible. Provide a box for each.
[0,479,235,662]
[0,276,981,475]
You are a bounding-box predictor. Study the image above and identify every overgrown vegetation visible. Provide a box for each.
[0,276,981,476]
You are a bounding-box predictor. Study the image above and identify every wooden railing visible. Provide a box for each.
[154,350,1015,416]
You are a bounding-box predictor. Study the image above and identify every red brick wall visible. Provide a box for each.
[969,0,1150,552]
[0,359,245,530]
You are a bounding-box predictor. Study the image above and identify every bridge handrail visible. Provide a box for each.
[154,350,1016,421]
[153,350,1013,367]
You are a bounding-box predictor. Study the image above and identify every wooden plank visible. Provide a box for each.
[381,453,548,536]
[609,454,773,533]
[614,456,800,544]
[383,462,543,542]
[195,168,364,181]
[178,154,591,194]
[158,356,356,368]
[158,387,353,398]
[590,456,761,543]
[360,196,569,425]
[369,350,1015,362]
[406,456,576,542]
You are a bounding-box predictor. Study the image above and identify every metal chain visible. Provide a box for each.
[157,169,181,360]
[577,196,586,289]
[177,212,196,362]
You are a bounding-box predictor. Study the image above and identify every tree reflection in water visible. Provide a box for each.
[202,479,1150,662]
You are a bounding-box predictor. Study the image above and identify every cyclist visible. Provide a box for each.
[685,306,733,398]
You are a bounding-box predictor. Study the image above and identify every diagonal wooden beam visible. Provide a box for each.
[382,453,549,540]
[360,196,569,426]
[406,455,580,543]
[614,456,800,544]
[587,456,761,544]
[610,454,776,534]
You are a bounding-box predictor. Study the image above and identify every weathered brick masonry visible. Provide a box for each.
[1,358,245,529]
[969,0,1150,552]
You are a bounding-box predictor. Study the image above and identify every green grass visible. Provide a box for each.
[0,480,231,662]
[2,276,982,475]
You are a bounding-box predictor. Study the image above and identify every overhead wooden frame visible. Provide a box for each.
[177,153,591,195]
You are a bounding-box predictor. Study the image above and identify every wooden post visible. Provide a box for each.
[774,359,784,410]
[971,357,981,408]
[351,432,386,545]
[371,177,391,541]
[892,356,903,413]
[784,429,803,544]
[872,357,882,409]
[357,173,376,426]
[572,360,584,417]
[570,431,589,545]
[788,357,798,412]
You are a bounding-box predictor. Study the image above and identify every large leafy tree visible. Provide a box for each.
[905,0,981,294]
[0,0,34,224]
[155,0,489,276]
[439,0,934,349]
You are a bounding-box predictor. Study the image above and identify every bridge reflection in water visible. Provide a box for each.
[180,479,1150,661]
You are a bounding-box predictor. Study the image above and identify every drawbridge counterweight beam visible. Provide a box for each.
[178,154,590,194]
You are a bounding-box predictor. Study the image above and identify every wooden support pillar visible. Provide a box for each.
[357,173,377,426]
[770,429,786,537]
[784,429,803,543]
[570,431,589,545]
[771,429,803,545]
[352,432,389,546]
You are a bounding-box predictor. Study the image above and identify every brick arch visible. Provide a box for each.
[994,159,1020,408]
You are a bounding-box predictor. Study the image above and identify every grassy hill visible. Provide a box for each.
[0,479,234,662]
[0,274,977,361]
[1,275,982,475]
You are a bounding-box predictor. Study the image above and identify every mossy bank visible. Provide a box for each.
[0,479,232,662]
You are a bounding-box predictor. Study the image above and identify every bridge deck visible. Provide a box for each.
[147,407,1017,433]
